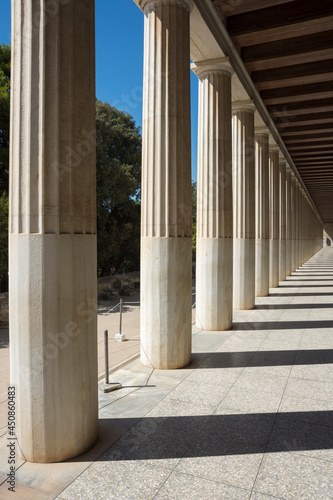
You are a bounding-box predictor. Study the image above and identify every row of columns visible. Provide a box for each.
[138,0,323,371]
[9,0,323,463]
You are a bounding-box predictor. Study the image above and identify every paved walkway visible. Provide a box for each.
[0,247,333,499]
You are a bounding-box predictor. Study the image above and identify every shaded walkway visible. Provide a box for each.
[1,247,333,499]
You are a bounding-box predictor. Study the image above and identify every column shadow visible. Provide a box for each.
[233,320,333,330]
[195,349,333,368]
[96,411,333,461]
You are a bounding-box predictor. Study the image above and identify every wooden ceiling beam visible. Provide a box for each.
[278,123,333,133]
[288,143,333,150]
[283,134,333,143]
[256,72,333,91]
[212,0,294,17]
[245,48,333,72]
[260,81,333,100]
[269,103,333,117]
[292,151,333,157]
[227,0,333,36]
[242,31,333,64]
[232,16,333,47]
[263,91,333,106]
[252,60,333,83]
[275,118,333,129]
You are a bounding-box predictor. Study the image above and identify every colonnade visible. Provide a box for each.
[138,0,323,371]
[9,0,323,463]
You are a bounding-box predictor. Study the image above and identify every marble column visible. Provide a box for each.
[285,166,292,277]
[194,61,233,331]
[295,181,300,270]
[269,147,280,288]
[9,0,98,462]
[255,128,270,297]
[139,0,193,368]
[291,174,297,272]
[298,185,303,268]
[279,157,287,281]
[232,101,256,310]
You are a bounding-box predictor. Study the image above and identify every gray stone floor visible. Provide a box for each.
[1,247,333,499]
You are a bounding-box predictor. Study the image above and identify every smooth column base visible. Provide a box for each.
[279,240,286,281]
[233,238,255,310]
[255,238,269,297]
[196,238,233,331]
[286,240,292,277]
[10,234,98,463]
[269,239,279,288]
[140,237,192,369]
[291,239,297,273]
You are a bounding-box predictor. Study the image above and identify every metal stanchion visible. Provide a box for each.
[100,329,122,393]
[104,330,109,384]
[115,298,126,341]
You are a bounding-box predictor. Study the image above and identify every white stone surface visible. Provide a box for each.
[285,167,292,277]
[232,103,256,310]
[269,148,279,287]
[291,174,297,272]
[140,0,192,368]
[255,130,269,297]
[194,62,233,330]
[9,0,98,462]
[279,160,287,281]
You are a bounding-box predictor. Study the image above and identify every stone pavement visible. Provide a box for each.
[0,286,196,434]
[0,247,333,499]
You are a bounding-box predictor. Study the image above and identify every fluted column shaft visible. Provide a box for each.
[285,167,292,276]
[291,175,297,272]
[9,0,97,463]
[232,102,256,309]
[255,130,270,297]
[269,149,280,287]
[140,0,192,368]
[195,64,233,330]
[279,159,287,281]
[298,185,303,268]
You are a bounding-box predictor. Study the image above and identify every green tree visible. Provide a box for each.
[0,44,10,195]
[96,100,141,275]
[0,192,8,291]
[0,44,10,291]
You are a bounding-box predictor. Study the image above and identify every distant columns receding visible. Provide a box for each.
[232,101,256,309]
[269,146,280,288]
[285,166,292,277]
[139,0,193,368]
[291,174,297,272]
[194,61,234,330]
[279,157,287,281]
[255,128,270,297]
[10,0,98,462]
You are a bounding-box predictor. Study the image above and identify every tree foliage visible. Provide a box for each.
[96,100,141,275]
[0,43,10,196]
[0,192,8,290]
[0,45,142,284]
[0,44,10,291]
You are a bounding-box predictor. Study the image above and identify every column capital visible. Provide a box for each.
[286,164,293,176]
[138,0,194,13]
[255,126,270,137]
[279,155,286,165]
[191,57,233,79]
[232,99,256,113]
[269,144,280,154]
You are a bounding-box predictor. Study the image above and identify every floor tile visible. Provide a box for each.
[154,471,251,500]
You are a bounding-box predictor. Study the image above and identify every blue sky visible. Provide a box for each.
[0,0,198,181]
